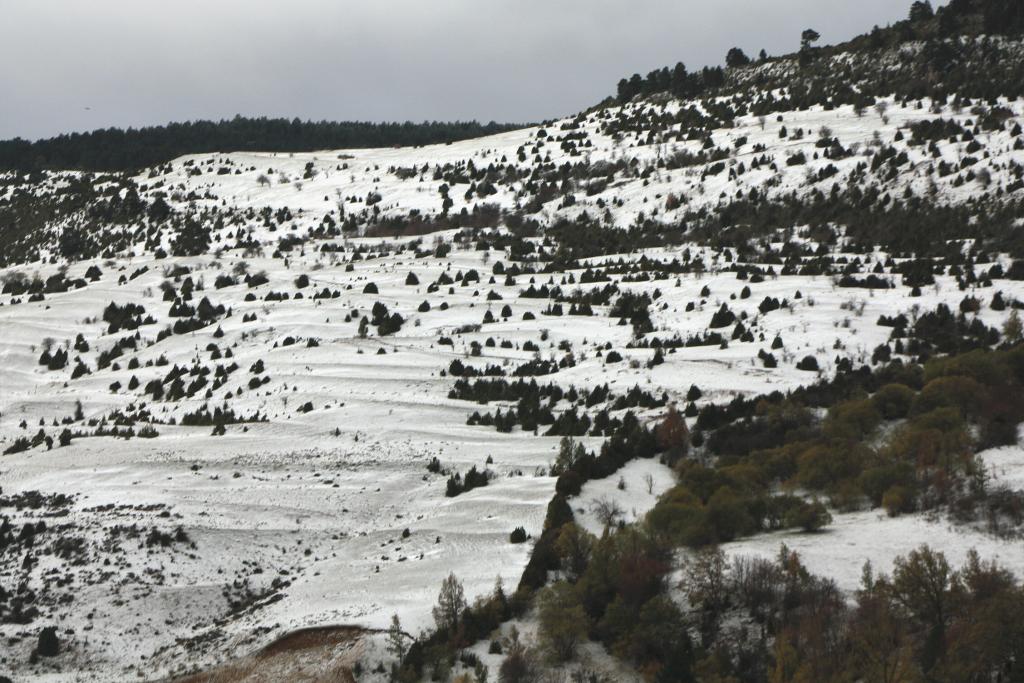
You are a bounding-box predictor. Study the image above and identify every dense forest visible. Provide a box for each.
[0,117,525,173]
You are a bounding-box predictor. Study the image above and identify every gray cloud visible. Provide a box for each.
[0,0,937,140]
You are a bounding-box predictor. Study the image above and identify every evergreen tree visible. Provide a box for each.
[670,62,688,96]
[0,118,525,172]
[170,217,210,257]
[386,613,406,664]
[726,47,751,68]
[801,28,821,50]
[800,28,821,65]
[909,0,935,22]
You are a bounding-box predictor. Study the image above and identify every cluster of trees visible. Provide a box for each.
[684,190,1024,259]
[900,302,1003,358]
[456,377,666,435]
[659,346,1024,549]
[476,340,1022,676]
[902,0,1024,40]
[388,572,519,681]
[0,117,525,172]
[534,540,1024,682]
[419,349,1020,678]
[611,0,1024,114]
[393,491,1024,682]
[0,173,158,266]
[445,466,491,497]
[616,63,727,104]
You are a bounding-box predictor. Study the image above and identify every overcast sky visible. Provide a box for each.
[0,0,937,141]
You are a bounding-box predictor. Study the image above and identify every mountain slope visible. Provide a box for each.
[2,3,1024,682]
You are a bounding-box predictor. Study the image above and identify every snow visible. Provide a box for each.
[127,96,1024,255]
[723,507,1024,593]
[0,88,1022,680]
[573,458,676,536]
[979,427,1024,492]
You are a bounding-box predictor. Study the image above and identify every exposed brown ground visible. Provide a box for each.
[170,626,368,683]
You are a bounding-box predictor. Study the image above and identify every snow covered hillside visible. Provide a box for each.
[2,69,1024,681]
[4,92,1023,267]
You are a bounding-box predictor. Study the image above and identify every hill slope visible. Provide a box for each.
[2,3,1024,681]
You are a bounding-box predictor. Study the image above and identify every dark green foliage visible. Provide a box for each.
[36,626,59,657]
[0,118,525,172]
[785,499,833,532]
[610,291,653,335]
[725,47,751,68]
[796,355,820,372]
[608,0,1024,116]
[445,466,490,497]
[170,217,210,257]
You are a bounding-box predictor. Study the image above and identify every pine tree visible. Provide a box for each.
[670,62,688,97]
[801,28,821,51]
[171,217,210,257]
[726,47,751,68]
[386,614,406,663]
[909,0,934,22]
[800,28,821,66]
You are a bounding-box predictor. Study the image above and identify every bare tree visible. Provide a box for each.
[874,100,890,124]
[592,497,624,528]
[683,546,729,646]
[432,572,466,633]
[499,627,540,683]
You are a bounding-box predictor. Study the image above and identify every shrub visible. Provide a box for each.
[3,437,31,454]
[785,499,833,532]
[705,487,755,542]
[882,485,915,517]
[795,442,866,491]
[538,582,589,662]
[36,626,60,657]
[824,399,881,440]
[796,355,820,372]
[871,383,915,420]
[859,462,916,507]
[911,375,986,419]
[556,471,583,497]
